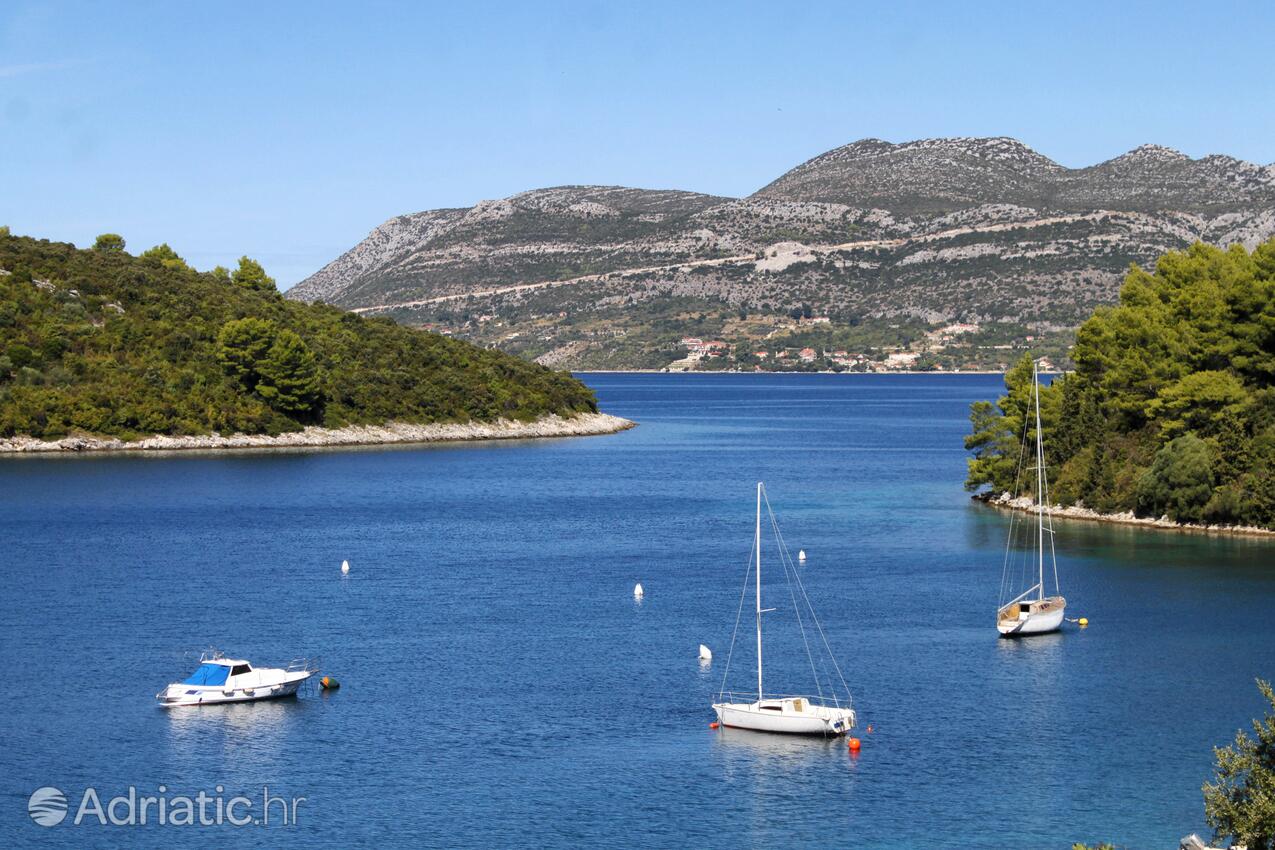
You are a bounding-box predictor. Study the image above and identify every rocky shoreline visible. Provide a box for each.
[0,412,635,455]
[976,492,1275,538]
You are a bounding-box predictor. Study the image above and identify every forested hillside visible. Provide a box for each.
[0,230,597,440]
[966,239,1275,529]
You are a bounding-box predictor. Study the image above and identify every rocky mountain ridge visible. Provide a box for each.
[288,137,1275,369]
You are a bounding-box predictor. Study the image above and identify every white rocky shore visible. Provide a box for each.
[980,492,1275,538]
[0,412,635,455]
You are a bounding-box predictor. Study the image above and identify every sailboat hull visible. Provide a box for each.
[997,597,1066,636]
[713,699,855,736]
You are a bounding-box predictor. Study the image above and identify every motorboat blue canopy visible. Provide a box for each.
[183,663,230,687]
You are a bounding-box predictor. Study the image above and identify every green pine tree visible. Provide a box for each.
[216,317,277,391]
[92,233,126,253]
[231,256,276,292]
[139,243,189,271]
[1203,679,1275,849]
[1135,434,1215,522]
[256,330,321,417]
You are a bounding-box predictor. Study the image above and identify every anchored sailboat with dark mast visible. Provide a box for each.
[996,360,1067,636]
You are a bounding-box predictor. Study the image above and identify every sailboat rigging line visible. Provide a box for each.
[1049,506,1060,595]
[769,508,824,702]
[1033,361,1046,601]
[760,488,853,708]
[1037,380,1062,597]
[999,409,1033,609]
[718,531,757,700]
[790,556,853,708]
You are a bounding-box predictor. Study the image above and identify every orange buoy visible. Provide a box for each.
[847,737,861,751]
[709,722,720,730]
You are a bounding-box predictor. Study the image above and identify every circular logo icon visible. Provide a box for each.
[28,786,68,827]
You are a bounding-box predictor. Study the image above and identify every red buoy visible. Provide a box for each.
[709,722,720,730]
[847,737,861,751]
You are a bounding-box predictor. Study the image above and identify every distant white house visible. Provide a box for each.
[926,322,981,345]
[679,337,729,359]
[885,351,921,368]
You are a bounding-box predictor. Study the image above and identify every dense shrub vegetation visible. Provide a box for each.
[1203,679,1275,849]
[0,231,597,439]
[966,239,1275,529]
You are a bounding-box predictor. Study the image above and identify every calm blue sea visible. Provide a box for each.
[2,373,1273,849]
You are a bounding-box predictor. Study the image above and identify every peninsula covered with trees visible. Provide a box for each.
[0,230,613,447]
[966,239,1275,531]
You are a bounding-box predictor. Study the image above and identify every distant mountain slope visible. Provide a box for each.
[288,137,1275,370]
[754,137,1275,213]
[753,137,1066,212]
[294,186,729,307]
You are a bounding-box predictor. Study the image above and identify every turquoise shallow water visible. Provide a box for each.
[2,372,1273,848]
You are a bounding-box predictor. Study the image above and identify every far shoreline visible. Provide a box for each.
[975,492,1275,540]
[0,412,635,456]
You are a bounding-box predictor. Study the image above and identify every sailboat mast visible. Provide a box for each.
[1033,361,1045,601]
[755,482,763,701]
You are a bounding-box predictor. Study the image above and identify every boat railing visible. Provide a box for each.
[287,656,321,675]
[714,691,853,710]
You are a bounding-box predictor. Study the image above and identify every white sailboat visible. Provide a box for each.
[712,483,856,736]
[996,360,1067,636]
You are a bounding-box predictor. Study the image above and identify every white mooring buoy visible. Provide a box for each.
[699,644,712,662]
[341,559,350,574]
[798,549,807,562]
[634,582,644,599]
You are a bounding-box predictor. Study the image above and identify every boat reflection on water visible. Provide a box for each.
[993,627,1064,698]
[711,724,858,770]
[994,628,1064,657]
[164,696,304,732]
[162,697,309,768]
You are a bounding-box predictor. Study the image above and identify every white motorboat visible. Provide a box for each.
[157,650,319,707]
[996,359,1067,636]
[712,483,856,736]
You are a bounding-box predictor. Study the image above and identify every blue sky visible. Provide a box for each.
[3,1,1273,288]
